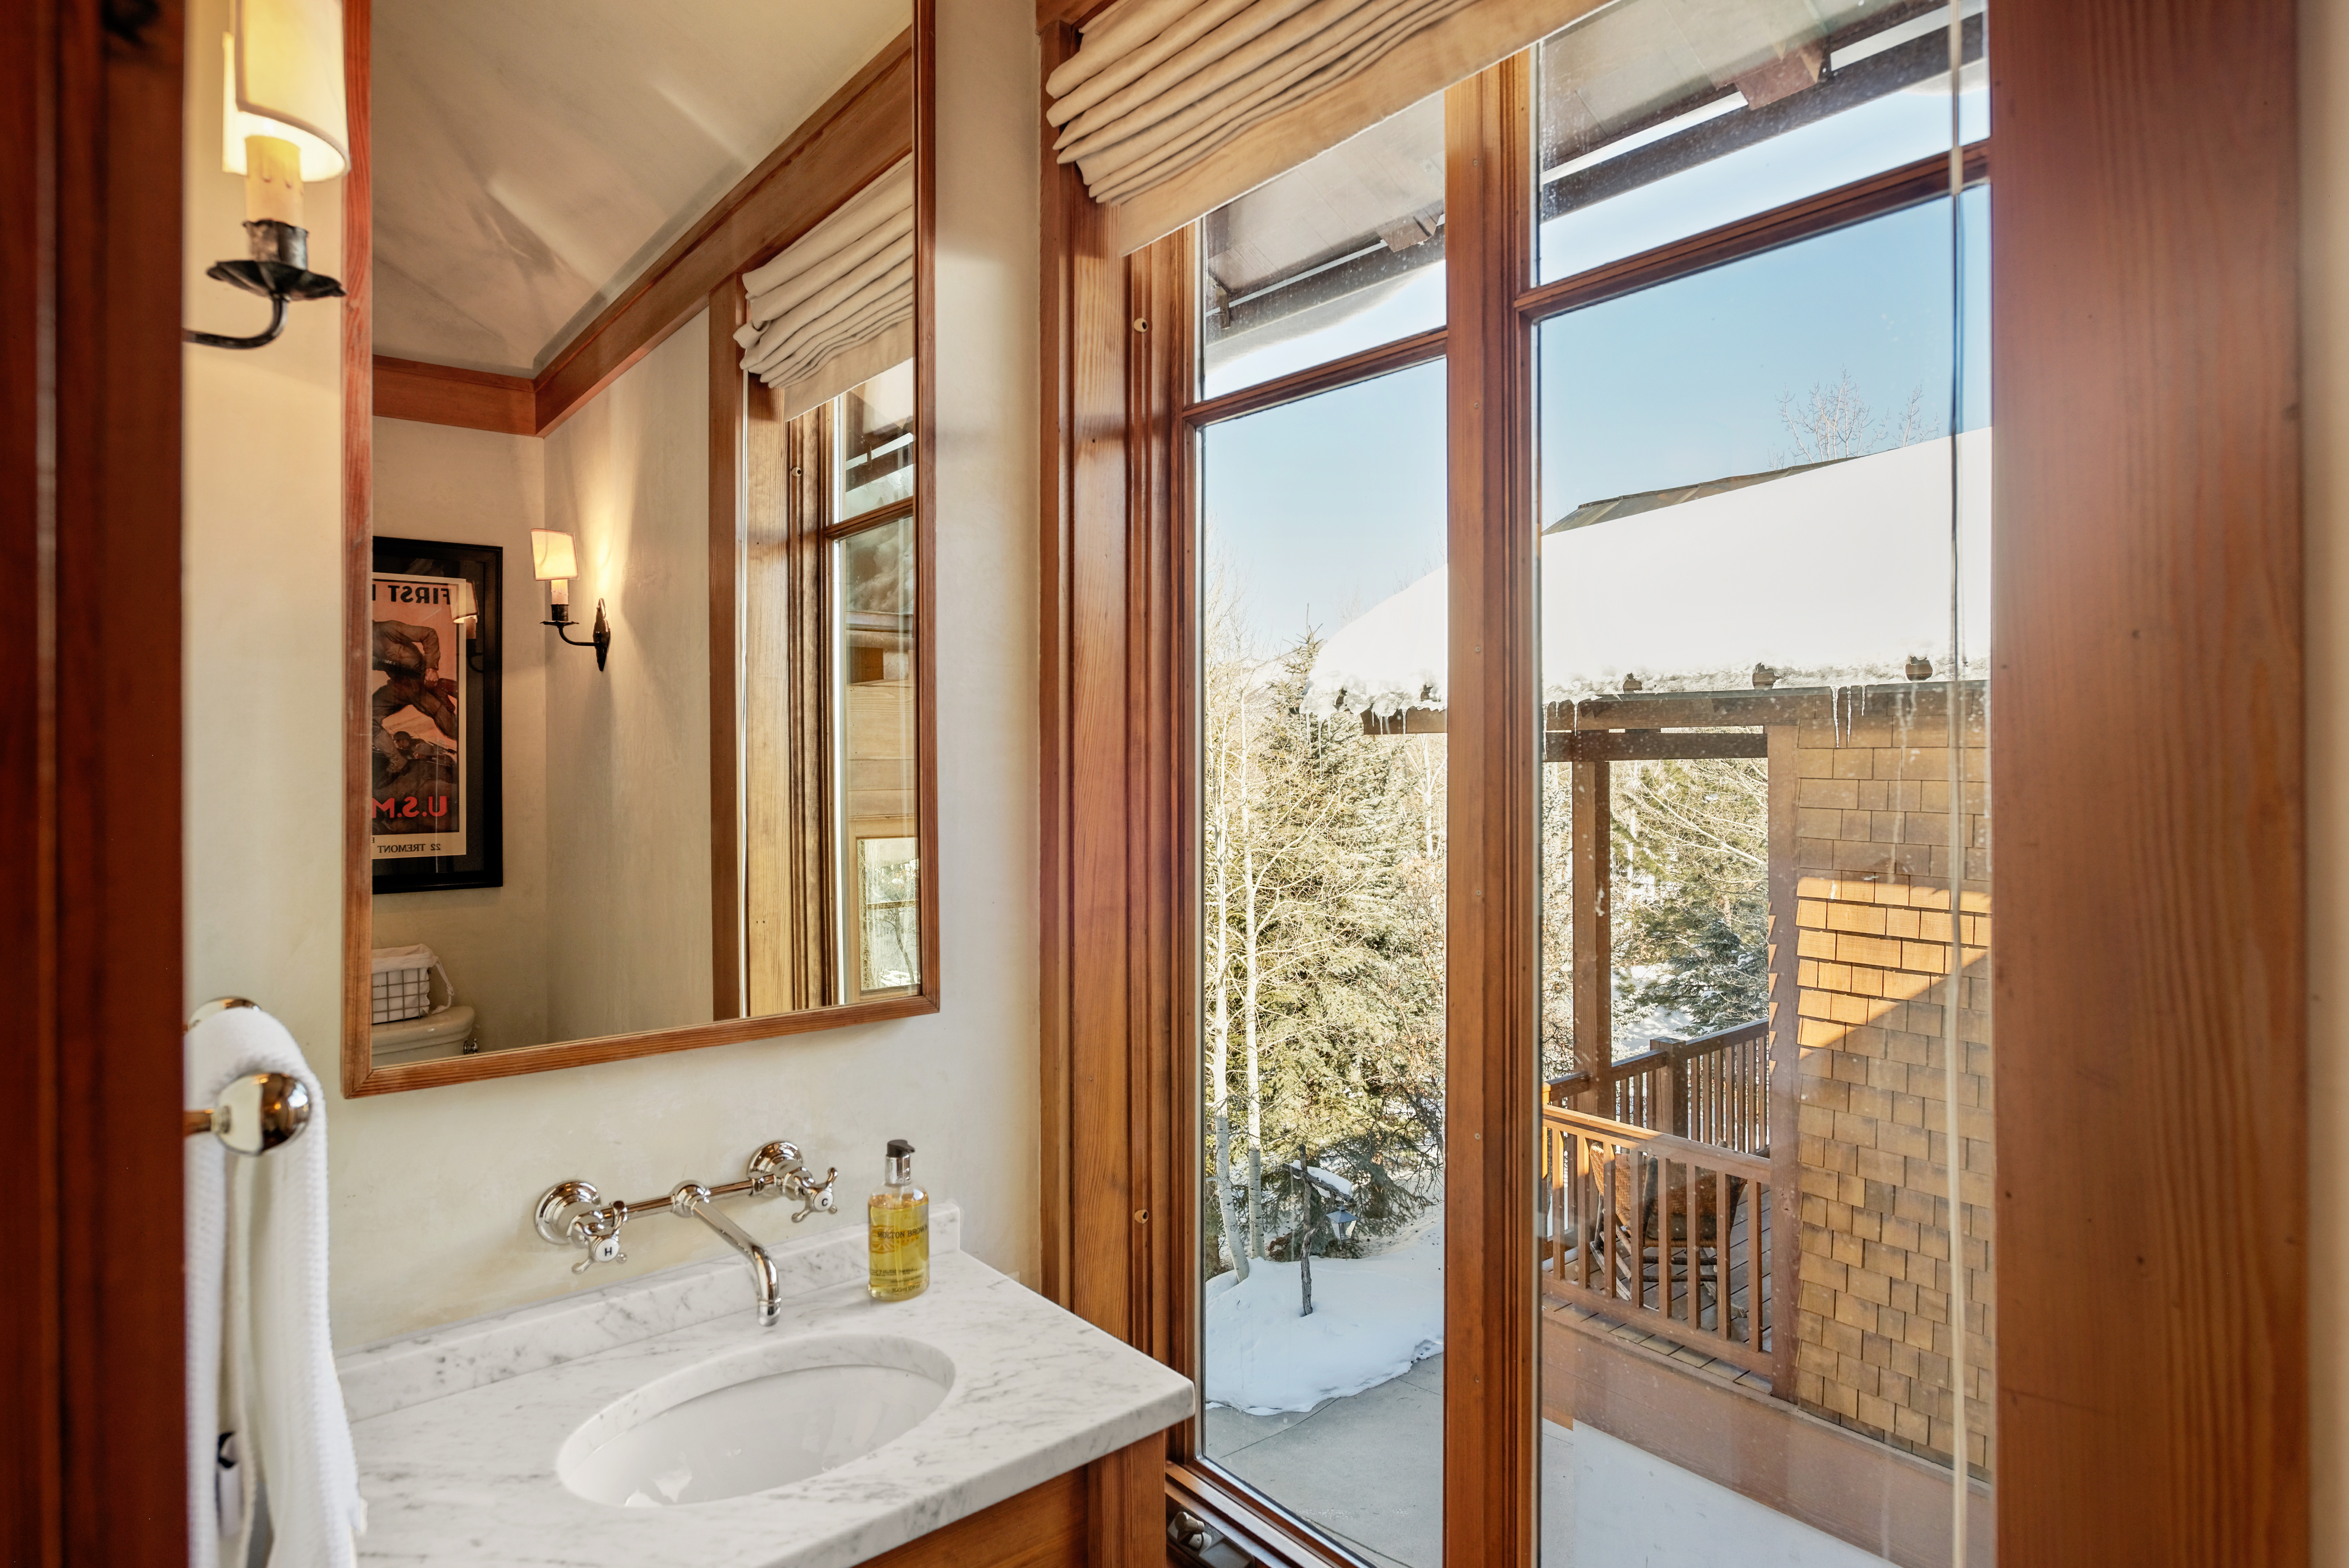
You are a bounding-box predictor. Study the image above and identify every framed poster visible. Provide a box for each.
[371,537,504,893]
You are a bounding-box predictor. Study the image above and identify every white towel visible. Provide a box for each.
[185,1007,366,1568]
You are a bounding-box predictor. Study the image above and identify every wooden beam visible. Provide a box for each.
[1994,0,2304,1561]
[1547,1311,1991,1568]
[533,33,914,436]
[1547,729,1768,763]
[372,355,533,435]
[1552,687,1834,729]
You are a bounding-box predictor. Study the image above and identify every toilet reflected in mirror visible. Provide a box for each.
[368,944,479,1064]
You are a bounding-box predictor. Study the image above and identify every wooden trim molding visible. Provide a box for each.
[1036,14,1116,1312]
[912,0,944,1026]
[1991,0,2306,1561]
[5,0,191,1558]
[534,32,913,436]
[1036,0,1121,31]
[708,288,745,1019]
[372,355,531,434]
[339,0,381,1093]
[368,30,915,440]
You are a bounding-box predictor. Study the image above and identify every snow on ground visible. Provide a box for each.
[1204,1221,1444,1415]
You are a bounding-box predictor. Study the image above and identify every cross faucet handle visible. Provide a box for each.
[572,1232,627,1273]
[785,1166,838,1223]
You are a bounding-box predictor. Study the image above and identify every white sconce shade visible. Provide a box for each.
[531,531,579,582]
[450,579,479,628]
[220,0,350,182]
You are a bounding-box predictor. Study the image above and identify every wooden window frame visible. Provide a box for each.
[1037,4,2308,1566]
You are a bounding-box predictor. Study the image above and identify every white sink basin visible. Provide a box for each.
[558,1334,953,1507]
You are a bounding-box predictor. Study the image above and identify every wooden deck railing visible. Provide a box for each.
[1540,1103,1777,1378]
[1545,1019,1769,1152]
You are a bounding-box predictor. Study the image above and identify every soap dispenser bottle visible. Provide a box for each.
[868,1139,929,1301]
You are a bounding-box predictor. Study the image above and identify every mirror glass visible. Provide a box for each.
[361,4,925,1075]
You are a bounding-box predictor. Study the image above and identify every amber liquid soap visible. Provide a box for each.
[868,1138,929,1301]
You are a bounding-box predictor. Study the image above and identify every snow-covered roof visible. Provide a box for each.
[1308,432,1992,715]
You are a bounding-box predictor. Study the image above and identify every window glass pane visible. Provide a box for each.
[1198,361,1447,1565]
[838,358,914,519]
[856,837,920,992]
[1536,0,1986,285]
[1200,93,1445,401]
[836,511,917,998]
[1527,175,1990,1566]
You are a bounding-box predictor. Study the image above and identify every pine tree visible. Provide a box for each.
[1202,603,1445,1282]
[1611,756,1769,1032]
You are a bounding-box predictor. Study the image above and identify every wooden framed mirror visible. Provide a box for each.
[342,3,937,1094]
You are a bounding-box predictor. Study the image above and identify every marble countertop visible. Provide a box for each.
[343,1208,1192,1568]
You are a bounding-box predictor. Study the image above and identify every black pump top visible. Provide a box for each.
[888,1138,914,1158]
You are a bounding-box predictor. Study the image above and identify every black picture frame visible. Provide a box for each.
[371,536,504,893]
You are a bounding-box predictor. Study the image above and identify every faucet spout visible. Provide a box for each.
[670,1183,781,1324]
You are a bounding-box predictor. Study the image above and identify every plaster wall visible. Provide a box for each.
[538,321,715,1043]
[370,419,553,1055]
[181,0,1041,1350]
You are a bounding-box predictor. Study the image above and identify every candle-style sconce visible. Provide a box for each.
[531,530,611,672]
[186,5,351,351]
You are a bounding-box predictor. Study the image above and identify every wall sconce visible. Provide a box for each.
[451,579,487,672]
[185,0,350,351]
[532,529,611,672]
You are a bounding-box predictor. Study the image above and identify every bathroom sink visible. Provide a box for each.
[558,1334,953,1507]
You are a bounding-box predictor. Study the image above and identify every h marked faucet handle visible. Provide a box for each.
[572,1233,626,1273]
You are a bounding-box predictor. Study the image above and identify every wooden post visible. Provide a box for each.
[1571,756,1611,1109]
[1764,722,1801,1401]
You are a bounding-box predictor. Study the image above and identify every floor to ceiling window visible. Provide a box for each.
[1192,94,1452,1568]
[1178,5,1989,1564]
[1529,3,1991,1559]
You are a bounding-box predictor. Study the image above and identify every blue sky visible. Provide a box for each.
[1204,187,1989,651]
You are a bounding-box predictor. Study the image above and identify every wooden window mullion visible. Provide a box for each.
[1440,48,1540,1568]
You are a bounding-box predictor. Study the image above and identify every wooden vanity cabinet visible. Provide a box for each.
[866,1435,1166,1568]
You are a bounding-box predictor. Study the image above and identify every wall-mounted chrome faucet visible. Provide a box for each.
[533,1141,839,1325]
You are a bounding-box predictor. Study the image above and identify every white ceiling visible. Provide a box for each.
[372,0,911,376]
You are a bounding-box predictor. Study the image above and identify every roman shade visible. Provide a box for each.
[1047,0,1607,255]
[735,159,913,421]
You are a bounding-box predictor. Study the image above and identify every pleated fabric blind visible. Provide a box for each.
[735,158,914,420]
[1048,0,1606,255]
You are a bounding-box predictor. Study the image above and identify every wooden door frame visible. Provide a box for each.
[5,0,192,1562]
[1037,3,2309,1565]
[1990,0,2305,1561]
